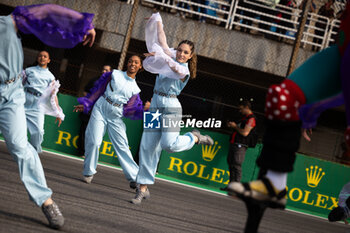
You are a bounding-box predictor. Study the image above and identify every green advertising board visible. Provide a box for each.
[157,129,262,188]
[35,94,350,218]
[286,154,350,217]
[42,94,143,166]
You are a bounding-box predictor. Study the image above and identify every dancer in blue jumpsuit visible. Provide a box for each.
[131,13,214,204]
[1,4,95,229]
[24,51,63,153]
[74,55,146,188]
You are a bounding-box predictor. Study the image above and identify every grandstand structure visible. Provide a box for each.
[140,0,344,51]
[0,0,347,164]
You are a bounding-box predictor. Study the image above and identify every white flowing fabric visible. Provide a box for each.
[38,80,65,120]
[143,13,190,80]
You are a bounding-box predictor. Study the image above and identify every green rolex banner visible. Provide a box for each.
[31,94,350,218]
[286,154,350,217]
[42,94,143,166]
[157,129,262,187]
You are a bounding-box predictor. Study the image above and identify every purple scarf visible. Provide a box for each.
[13,4,94,48]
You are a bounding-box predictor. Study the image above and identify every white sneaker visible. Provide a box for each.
[83,175,94,184]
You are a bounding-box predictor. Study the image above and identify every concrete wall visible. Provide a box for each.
[1,0,315,77]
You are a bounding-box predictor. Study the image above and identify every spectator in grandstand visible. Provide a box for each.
[177,0,189,18]
[164,0,175,13]
[239,0,256,33]
[77,65,112,156]
[0,3,95,229]
[304,0,317,35]
[220,100,257,191]
[336,7,346,19]
[205,0,219,19]
[329,7,346,45]
[192,0,207,22]
[153,0,174,13]
[219,0,232,27]
[23,51,64,153]
[255,0,280,37]
[74,55,146,189]
[131,13,214,205]
[310,0,316,13]
[312,0,335,51]
[276,0,296,40]
[328,182,350,224]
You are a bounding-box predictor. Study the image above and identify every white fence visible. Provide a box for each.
[137,0,342,50]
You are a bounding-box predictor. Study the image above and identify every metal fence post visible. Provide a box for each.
[286,0,312,77]
[225,0,236,29]
[118,0,140,70]
[228,0,239,30]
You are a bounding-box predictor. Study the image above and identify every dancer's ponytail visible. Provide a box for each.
[189,53,197,79]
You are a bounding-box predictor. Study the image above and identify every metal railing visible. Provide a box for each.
[138,0,341,50]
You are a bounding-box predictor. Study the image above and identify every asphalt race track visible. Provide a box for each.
[0,142,348,233]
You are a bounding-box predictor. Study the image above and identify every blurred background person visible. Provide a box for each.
[77,65,112,157]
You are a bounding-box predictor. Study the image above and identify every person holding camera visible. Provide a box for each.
[221,100,257,191]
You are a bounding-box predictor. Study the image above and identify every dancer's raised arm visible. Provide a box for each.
[152,13,173,57]
[143,13,190,80]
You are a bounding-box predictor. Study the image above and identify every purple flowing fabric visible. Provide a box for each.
[78,72,112,114]
[78,71,144,120]
[123,94,144,120]
[13,4,94,48]
[299,93,344,129]
[341,44,350,126]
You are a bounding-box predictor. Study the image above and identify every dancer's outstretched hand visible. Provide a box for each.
[227,121,237,129]
[144,52,155,57]
[144,101,151,111]
[83,28,96,47]
[55,117,62,127]
[74,105,84,112]
[302,128,312,142]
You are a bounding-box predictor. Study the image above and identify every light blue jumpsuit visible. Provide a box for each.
[136,64,196,185]
[0,15,52,206]
[24,66,55,153]
[83,70,140,182]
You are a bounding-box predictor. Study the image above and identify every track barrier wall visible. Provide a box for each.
[39,94,350,218]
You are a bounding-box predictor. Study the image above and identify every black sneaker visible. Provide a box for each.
[41,201,64,229]
[129,181,137,189]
